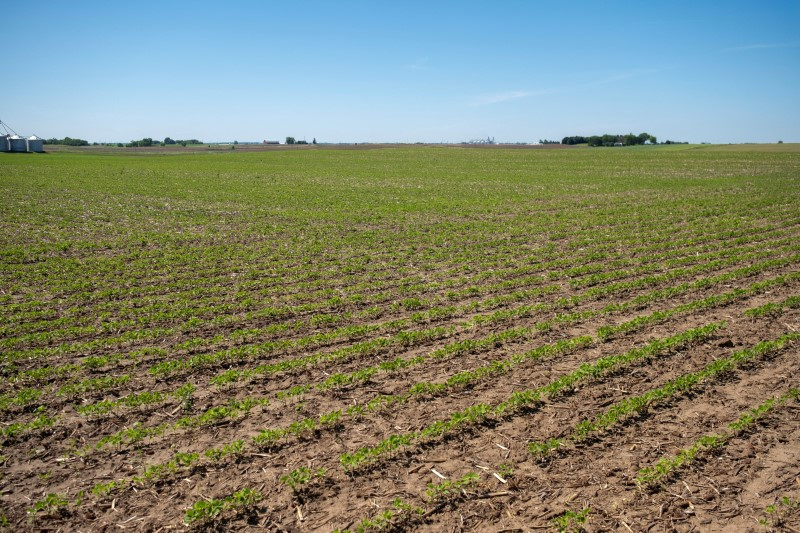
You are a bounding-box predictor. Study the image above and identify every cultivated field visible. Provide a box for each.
[1,144,799,531]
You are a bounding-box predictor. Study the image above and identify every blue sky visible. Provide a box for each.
[5,1,799,143]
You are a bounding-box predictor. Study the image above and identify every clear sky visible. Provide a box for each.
[5,1,799,144]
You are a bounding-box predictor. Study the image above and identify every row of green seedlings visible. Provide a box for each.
[147,276,564,379]
[1,374,129,417]
[744,293,800,318]
[336,322,724,471]
[0,278,538,385]
[197,245,800,391]
[34,274,792,457]
[247,272,795,452]
[4,205,792,340]
[0,232,791,424]
[4,205,792,354]
[0,225,579,349]
[4,212,788,366]
[7,199,751,332]
[53,250,789,429]
[3,213,788,358]
[14,257,794,451]
[3,280,557,407]
[578,247,800,303]
[72,283,705,453]
[83,333,587,455]
[183,487,262,525]
[5,224,794,398]
[70,331,599,498]
[73,267,785,456]
[3,265,560,377]
[334,472,481,533]
[528,333,800,460]
[565,228,797,290]
[635,388,800,488]
[11,296,580,450]
[597,272,800,341]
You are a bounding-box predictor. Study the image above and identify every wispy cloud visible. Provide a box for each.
[582,68,662,87]
[725,41,799,51]
[405,57,430,70]
[469,68,663,107]
[470,90,552,106]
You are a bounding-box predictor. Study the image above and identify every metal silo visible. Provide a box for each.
[0,135,8,152]
[8,135,26,152]
[27,136,43,152]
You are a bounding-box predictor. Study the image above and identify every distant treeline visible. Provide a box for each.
[127,137,203,147]
[562,133,657,146]
[44,137,90,146]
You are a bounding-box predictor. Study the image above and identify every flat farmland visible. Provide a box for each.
[1,144,799,531]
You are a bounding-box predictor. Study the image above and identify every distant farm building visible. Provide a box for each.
[263,140,280,145]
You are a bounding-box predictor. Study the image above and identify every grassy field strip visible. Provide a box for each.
[528,333,800,457]
[634,388,800,487]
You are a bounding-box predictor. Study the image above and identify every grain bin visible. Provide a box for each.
[27,135,43,152]
[8,135,26,152]
[0,134,8,152]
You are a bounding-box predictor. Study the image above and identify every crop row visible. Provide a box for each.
[635,388,800,487]
[528,332,800,457]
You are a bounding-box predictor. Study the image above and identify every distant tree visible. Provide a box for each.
[285,137,296,145]
[116,143,123,147]
[622,133,638,146]
[312,138,317,144]
[562,136,587,145]
[164,137,176,145]
[649,135,657,144]
[233,140,239,145]
[778,140,783,144]
[297,140,308,145]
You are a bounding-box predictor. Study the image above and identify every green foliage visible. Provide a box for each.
[184,487,262,524]
[28,493,69,517]
[551,506,591,532]
[279,466,326,492]
[759,496,799,528]
[425,472,479,502]
[44,137,89,146]
[637,388,800,488]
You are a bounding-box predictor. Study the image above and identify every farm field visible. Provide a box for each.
[1,144,799,531]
